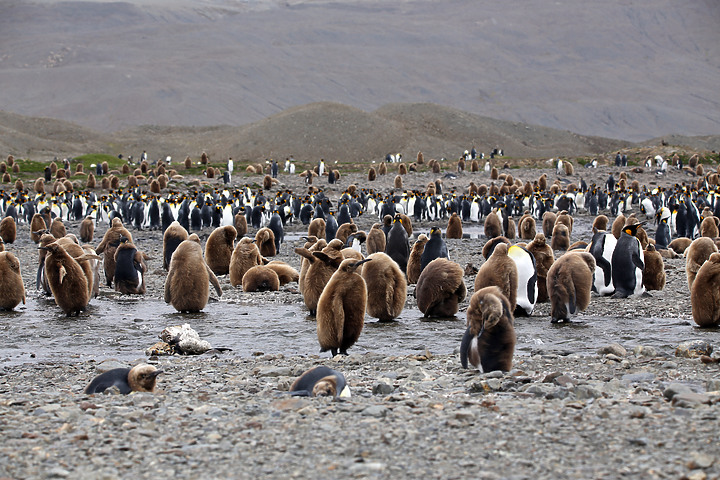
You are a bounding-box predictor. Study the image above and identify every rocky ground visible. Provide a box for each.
[1,159,720,479]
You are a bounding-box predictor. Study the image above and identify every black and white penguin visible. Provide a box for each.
[113,237,147,295]
[611,222,645,298]
[385,213,409,273]
[507,244,537,316]
[420,226,449,273]
[655,209,672,250]
[84,364,162,394]
[588,229,617,295]
[289,366,350,398]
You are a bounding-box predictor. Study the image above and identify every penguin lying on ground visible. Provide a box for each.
[84,364,162,394]
[289,366,350,398]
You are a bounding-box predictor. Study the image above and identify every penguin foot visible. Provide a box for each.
[641,291,653,298]
[610,291,628,299]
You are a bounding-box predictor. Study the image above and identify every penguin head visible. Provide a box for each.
[623,222,646,236]
[430,226,442,237]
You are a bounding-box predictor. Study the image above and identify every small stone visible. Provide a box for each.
[688,452,715,469]
[627,437,648,446]
[661,361,678,369]
[686,470,708,480]
[46,467,71,478]
[542,372,563,383]
[633,345,658,357]
[257,367,292,377]
[575,385,602,400]
[553,375,577,387]
[484,370,504,379]
[361,405,387,417]
[621,372,656,384]
[372,382,394,395]
[672,392,711,408]
[598,343,627,357]
[676,340,713,358]
[604,354,622,362]
[663,383,694,400]
[454,409,475,421]
[706,379,720,392]
[627,405,649,418]
[485,378,502,390]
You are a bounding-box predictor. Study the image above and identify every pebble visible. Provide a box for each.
[663,383,694,400]
[672,392,711,408]
[621,372,656,384]
[676,341,713,359]
[598,343,627,357]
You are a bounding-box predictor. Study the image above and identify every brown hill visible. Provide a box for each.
[1,103,718,165]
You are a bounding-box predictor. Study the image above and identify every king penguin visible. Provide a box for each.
[507,244,538,316]
[588,229,617,295]
[420,226,449,273]
[611,222,645,298]
[385,213,409,273]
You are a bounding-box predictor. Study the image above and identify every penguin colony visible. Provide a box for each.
[0,149,716,383]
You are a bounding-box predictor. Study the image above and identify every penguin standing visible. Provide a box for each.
[546,252,596,322]
[406,234,428,284]
[385,213,409,273]
[0,251,25,310]
[642,244,665,291]
[588,229,617,295]
[691,253,720,327]
[113,238,148,295]
[446,212,463,239]
[316,258,370,356]
[361,252,407,322]
[507,245,538,316]
[163,221,188,270]
[420,226,449,273]
[460,286,516,373]
[204,225,236,276]
[85,364,162,395]
[610,223,645,298]
[165,236,222,312]
[366,223,385,254]
[416,258,466,317]
[474,243,518,311]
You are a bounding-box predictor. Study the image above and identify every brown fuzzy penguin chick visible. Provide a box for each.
[316,258,370,356]
[446,213,463,239]
[205,225,237,276]
[406,234,428,284]
[0,251,26,310]
[526,233,555,303]
[546,252,595,323]
[551,223,570,251]
[230,237,266,287]
[163,221,188,270]
[685,237,718,290]
[642,244,666,291]
[691,252,720,327]
[242,265,280,292]
[164,239,222,313]
[366,223,386,254]
[266,261,299,285]
[474,243,518,311]
[361,252,407,322]
[415,258,466,317]
[460,286,516,372]
[541,211,556,238]
[255,227,276,257]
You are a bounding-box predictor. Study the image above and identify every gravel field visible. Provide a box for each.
[1,160,719,479]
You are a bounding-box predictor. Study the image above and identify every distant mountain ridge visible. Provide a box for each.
[0,0,718,141]
[1,102,717,164]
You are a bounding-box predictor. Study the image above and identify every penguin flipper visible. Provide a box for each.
[206,265,222,297]
[597,255,612,287]
[631,251,645,270]
[459,328,473,369]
